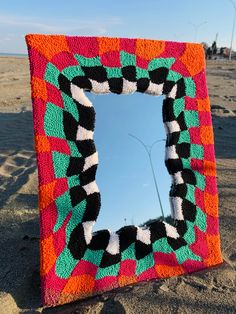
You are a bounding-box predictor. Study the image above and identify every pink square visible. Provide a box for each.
[100,51,121,67]
[66,36,99,57]
[204,144,215,161]
[185,96,198,110]
[51,52,78,71]
[205,176,218,194]
[195,188,204,210]
[136,56,149,69]
[189,127,201,144]
[120,38,136,54]
[119,260,136,276]
[199,111,212,126]
[191,158,204,174]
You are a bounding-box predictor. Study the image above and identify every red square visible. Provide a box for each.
[189,127,201,144]
[199,111,212,126]
[204,144,215,161]
[185,96,198,110]
[191,158,204,174]
[119,260,136,276]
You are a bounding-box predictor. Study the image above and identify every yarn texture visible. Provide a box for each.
[25,35,222,307]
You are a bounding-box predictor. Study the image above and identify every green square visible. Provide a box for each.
[184,111,199,128]
[186,184,195,203]
[190,144,204,159]
[75,55,101,67]
[195,171,206,190]
[66,200,87,241]
[120,51,136,66]
[54,191,72,232]
[178,130,190,144]
[68,141,81,157]
[183,221,195,244]
[173,98,185,117]
[95,262,120,279]
[52,152,70,178]
[62,92,79,121]
[175,245,201,264]
[62,65,84,79]
[83,248,104,266]
[56,247,78,279]
[184,77,196,98]
[136,253,154,275]
[44,102,65,138]
[152,237,173,253]
[68,175,80,188]
[195,207,207,232]
[181,158,191,169]
[167,70,182,82]
[44,62,60,88]
[105,67,122,79]
[121,243,136,261]
[148,57,175,71]
[136,67,149,79]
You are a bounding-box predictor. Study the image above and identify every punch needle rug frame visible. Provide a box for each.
[25,35,222,307]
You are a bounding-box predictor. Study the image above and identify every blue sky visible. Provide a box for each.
[0,0,236,53]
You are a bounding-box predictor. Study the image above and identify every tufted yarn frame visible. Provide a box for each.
[25,35,222,307]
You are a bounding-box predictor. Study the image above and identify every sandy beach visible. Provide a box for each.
[0,57,235,313]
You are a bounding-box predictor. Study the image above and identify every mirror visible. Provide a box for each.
[89,92,172,231]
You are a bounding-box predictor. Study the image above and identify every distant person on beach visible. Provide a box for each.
[206,47,212,59]
[212,41,217,55]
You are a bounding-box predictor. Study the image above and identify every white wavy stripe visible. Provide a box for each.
[76,125,94,141]
[122,79,137,94]
[146,82,163,95]
[165,120,181,133]
[90,80,110,94]
[83,152,98,172]
[168,84,177,99]
[165,145,178,160]
[71,83,92,107]
[82,221,95,244]
[136,227,151,245]
[163,221,179,239]
[83,181,99,195]
[106,232,120,255]
[171,196,184,220]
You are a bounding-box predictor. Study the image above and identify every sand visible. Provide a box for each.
[0,57,235,314]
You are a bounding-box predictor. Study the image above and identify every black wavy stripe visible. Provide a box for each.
[149,67,169,84]
[68,223,87,259]
[58,73,72,96]
[76,102,95,131]
[72,76,92,91]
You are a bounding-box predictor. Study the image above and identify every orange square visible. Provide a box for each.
[155,264,184,278]
[136,39,165,60]
[39,181,56,210]
[62,274,94,294]
[204,160,216,177]
[200,126,214,144]
[118,275,137,287]
[31,77,47,101]
[35,135,50,152]
[180,43,205,76]
[204,235,222,267]
[198,98,211,112]
[204,192,218,217]
[98,37,120,54]
[41,235,57,275]
[26,34,69,60]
